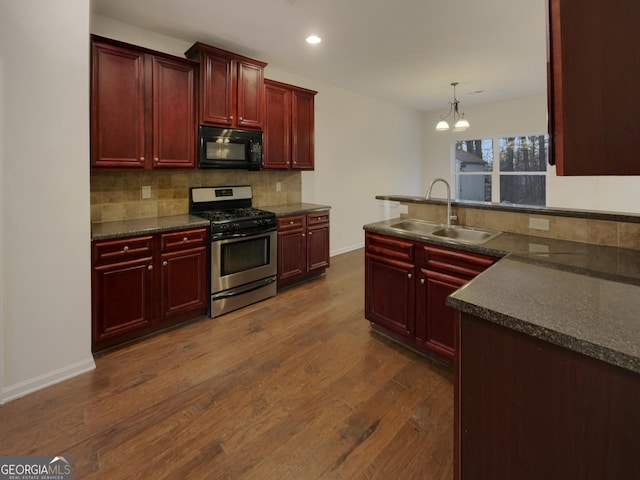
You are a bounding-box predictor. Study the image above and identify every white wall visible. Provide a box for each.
[264,68,423,254]
[422,94,640,214]
[0,0,95,403]
[91,15,425,255]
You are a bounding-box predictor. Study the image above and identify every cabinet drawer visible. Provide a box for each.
[307,211,329,225]
[422,244,496,279]
[365,232,414,263]
[93,236,154,265]
[278,215,305,231]
[161,228,208,251]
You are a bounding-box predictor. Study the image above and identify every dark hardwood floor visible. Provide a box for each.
[0,248,453,479]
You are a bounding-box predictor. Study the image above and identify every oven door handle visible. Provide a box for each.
[212,226,277,241]
[211,276,277,300]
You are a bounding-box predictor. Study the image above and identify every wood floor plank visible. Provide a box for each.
[0,248,453,479]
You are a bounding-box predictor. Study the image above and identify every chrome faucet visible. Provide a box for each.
[426,178,457,227]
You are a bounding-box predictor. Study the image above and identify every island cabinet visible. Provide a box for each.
[185,42,267,130]
[456,312,640,479]
[92,227,208,351]
[277,211,330,289]
[90,36,197,169]
[364,232,497,360]
[548,0,640,175]
[264,79,317,170]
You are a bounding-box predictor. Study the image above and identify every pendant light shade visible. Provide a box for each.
[436,82,470,132]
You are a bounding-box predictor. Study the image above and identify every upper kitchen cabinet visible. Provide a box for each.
[264,79,317,170]
[91,36,197,169]
[548,0,640,175]
[185,42,267,130]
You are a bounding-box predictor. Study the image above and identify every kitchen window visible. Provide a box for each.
[454,134,548,206]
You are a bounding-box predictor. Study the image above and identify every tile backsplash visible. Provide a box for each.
[404,203,640,251]
[91,169,302,223]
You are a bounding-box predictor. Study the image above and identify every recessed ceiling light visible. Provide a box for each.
[306,35,322,44]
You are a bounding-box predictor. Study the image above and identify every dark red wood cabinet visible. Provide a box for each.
[185,42,266,130]
[92,227,208,351]
[364,231,497,360]
[91,36,197,169]
[277,211,330,289]
[365,233,415,338]
[456,312,640,479]
[264,79,317,170]
[548,0,640,175]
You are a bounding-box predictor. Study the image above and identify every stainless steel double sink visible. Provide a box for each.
[388,219,501,245]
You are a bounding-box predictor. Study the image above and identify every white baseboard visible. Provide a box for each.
[330,242,364,257]
[0,357,96,404]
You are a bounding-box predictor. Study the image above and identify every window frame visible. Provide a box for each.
[452,133,549,206]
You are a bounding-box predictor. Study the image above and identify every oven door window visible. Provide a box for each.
[206,141,246,161]
[220,236,270,276]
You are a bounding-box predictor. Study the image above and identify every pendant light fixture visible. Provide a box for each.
[436,82,470,132]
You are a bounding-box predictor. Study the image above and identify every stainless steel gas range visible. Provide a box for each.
[189,186,277,317]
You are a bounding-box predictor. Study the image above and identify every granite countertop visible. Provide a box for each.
[91,214,210,241]
[364,218,640,374]
[262,203,331,216]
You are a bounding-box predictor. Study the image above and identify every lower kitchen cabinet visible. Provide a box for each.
[277,210,330,289]
[365,231,497,360]
[92,227,208,351]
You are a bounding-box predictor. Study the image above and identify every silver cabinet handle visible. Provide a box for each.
[309,231,313,235]
[407,273,412,279]
[154,157,159,162]
[183,237,188,242]
[420,278,425,284]
[123,246,129,252]
[148,265,153,270]
[140,157,145,161]
[163,261,168,266]
[239,116,243,121]
[302,233,306,237]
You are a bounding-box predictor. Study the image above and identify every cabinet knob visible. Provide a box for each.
[239,116,243,121]
[289,220,294,224]
[407,273,412,279]
[183,237,188,242]
[309,231,313,235]
[148,265,153,270]
[420,278,425,284]
[140,157,145,162]
[123,246,129,252]
[229,115,233,121]
[302,233,306,237]
[163,261,168,266]
[154,157,159,162]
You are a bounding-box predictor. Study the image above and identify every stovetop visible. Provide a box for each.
[194,207,273,223]
[189,186,276,238]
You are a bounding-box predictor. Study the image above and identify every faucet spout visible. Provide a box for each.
[426,178,455,227]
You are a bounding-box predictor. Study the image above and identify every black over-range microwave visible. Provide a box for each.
[198,126,263,170]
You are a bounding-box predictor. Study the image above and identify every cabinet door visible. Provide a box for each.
[160,246,208,321]
[549,0,640,175]
[152,56,196,168]
[201,52,234,126]
[418,269,465,360]
[277,227,306,283]
[91,41,146,168]
[92,257,154,345]
[237,60,264,129]
[291,89,315,169]
[365,254,415,338]
[264,81,291,169]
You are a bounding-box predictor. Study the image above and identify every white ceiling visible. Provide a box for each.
[91,0,548,112]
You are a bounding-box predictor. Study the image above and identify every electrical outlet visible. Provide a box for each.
[529,217,550,231]
[275,182,282,192]
[141,185,151,199]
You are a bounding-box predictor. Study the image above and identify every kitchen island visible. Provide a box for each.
[364,218,640,479]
